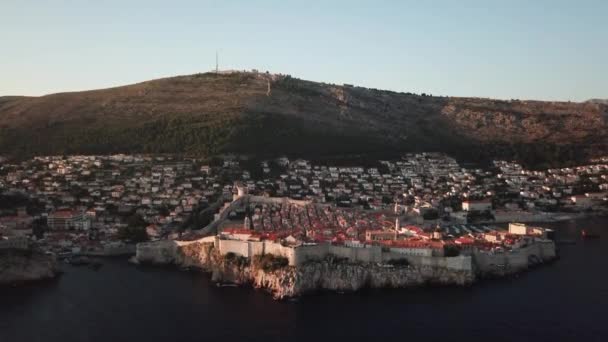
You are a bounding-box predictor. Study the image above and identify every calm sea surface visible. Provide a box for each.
[2,217,607,342]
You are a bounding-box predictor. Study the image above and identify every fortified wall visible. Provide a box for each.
[215,237,472,272]
[135,235,473,272]
[472,239,556,276]
[136,235,556,277]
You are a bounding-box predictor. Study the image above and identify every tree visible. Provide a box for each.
[117,225,149,243]
[126,213,146,227]
[118,214,148,242]
[422,210,439,220]
[254,254,289,272]
[444,245,461,257]
[158,206,170,217]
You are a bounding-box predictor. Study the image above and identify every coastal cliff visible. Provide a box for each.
[135,238,557,299]
[0,249,59,286]
[246,259,473,299]
[135,241,474,299]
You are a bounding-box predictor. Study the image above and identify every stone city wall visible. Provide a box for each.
[137,234,536,276]
[473,240,556,276]
[382,252,473,272]
[135,240,178,264]
[215,238,298,265]
[388,247,434,257]
[213,238,472,271]
[217,239,251,258]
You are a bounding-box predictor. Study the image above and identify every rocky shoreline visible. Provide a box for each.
[229,259,474,299]
[132,237,558,299]
[135,241,479,299]
[0,249,59,286]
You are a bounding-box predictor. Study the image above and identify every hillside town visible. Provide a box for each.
[212,192,555,261]
[1,153,607,257]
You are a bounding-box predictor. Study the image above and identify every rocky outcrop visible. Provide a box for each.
[208,255,473,299]
[0,249,59,285]
[249,259,473,299]
[135,241,474,299]
[134,240,558,298]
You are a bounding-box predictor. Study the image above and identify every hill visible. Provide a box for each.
[587,99,608,105]
[1,71,607,167]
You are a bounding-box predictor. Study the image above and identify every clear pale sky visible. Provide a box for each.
[1,0,607,101]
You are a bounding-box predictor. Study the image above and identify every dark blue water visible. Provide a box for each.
[2,218,607,342]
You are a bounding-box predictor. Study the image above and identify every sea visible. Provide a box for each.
[1,217,607,342]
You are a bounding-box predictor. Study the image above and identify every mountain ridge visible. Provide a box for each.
[1,71,606,167]
[587,99,608,105]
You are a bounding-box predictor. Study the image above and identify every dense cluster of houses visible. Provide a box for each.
[0,155,223,254]
[218,198,394,244]
[1,153,606,255]
[235,153,608,224]
[493,159,608,212]
[217,194,553,257]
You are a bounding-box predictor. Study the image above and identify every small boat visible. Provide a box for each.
[581,229,600,239]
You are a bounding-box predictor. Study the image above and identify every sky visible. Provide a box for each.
[1,0,607,101]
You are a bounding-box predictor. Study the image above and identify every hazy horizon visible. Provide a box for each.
[2,0,607,101]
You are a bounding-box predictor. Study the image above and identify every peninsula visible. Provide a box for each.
[134,191,557,299]
[7,152,605,295]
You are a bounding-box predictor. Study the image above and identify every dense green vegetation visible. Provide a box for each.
[387,258,410,267]
[1,72,605,168]
[224,252,249,267]
[466,210,495,223]
[444,245,461,257]
[2,116,590,169]
[254,254,289,272]
[0,192,30,209]
[275,76,324,97]
[116,214,149,243]
[0,192,45,215]
[0,113,239,158]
